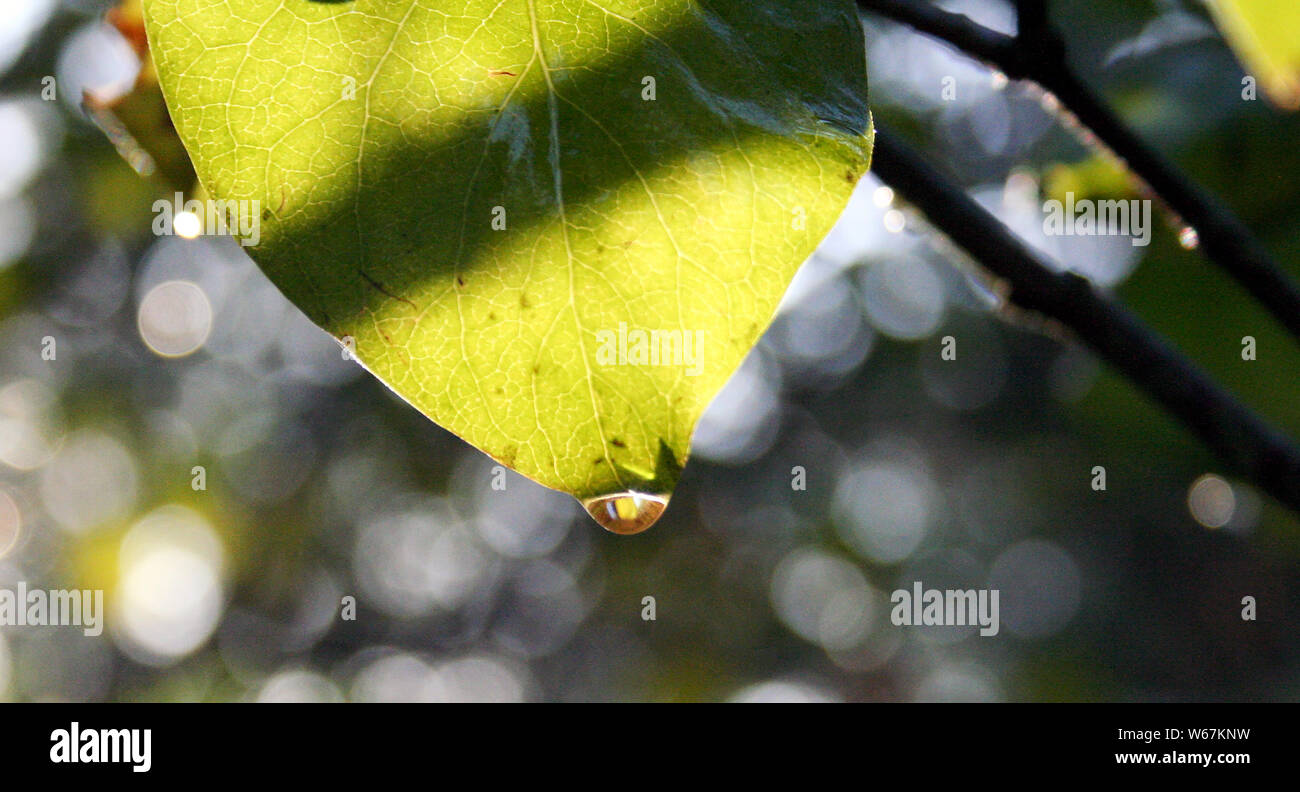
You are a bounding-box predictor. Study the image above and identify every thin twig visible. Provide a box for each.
[857,0,1300,343]
[872,125,1300,515]
[859,0,1026,72]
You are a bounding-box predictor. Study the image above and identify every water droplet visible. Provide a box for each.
[582,492,668,536]
[1178,226,1200,249]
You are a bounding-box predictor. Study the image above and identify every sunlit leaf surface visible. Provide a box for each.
[142,0,872,526]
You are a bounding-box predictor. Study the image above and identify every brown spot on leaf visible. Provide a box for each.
[359,270,417,310]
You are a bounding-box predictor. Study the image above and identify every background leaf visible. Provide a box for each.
[142,0,873,517]
[1207,0,1300,110]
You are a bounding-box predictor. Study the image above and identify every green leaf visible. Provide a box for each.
[142,0,872,529]
[1208,0,1300,110]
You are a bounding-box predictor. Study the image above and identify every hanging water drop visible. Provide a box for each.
[1178,226,1200,249]
[582,492,669,535]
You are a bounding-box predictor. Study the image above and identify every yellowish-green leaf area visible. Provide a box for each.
[1209,0,1300,110]
[143,0,872,524]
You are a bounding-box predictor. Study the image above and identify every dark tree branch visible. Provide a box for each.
[857,0,1300,343]
[872,125,1300,514]
[858,0,1028,73]
[1011,0,1051,41]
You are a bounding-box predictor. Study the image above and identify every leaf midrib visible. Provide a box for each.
[525,0,620,490]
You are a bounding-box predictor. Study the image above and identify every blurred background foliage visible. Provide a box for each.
[0,0,1298,702]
